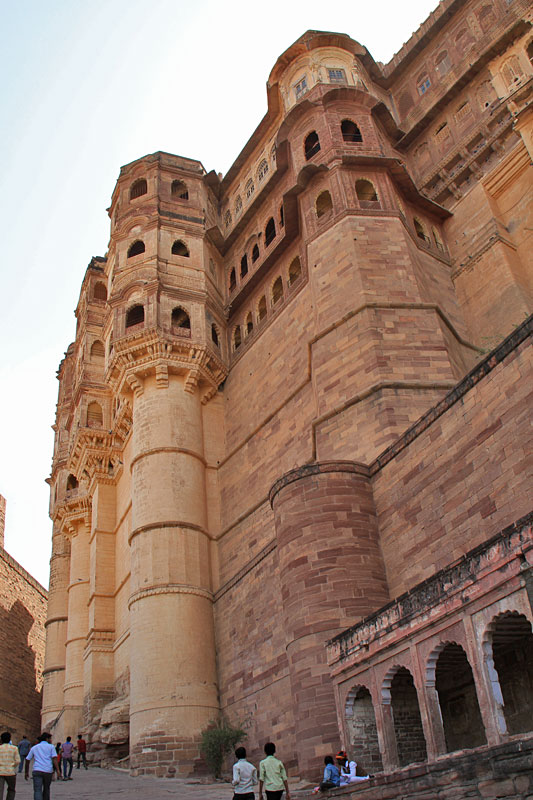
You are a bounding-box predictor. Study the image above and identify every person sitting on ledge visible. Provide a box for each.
[319,755,340,792]
[335,750,370,785]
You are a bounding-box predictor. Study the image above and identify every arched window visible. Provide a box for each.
[245,312,253,336]
[316,190,333,218]
[398,91,414,117]
[435,50,451,76]
[127,240,145,258]
[233,326,242,350]
[87,402,103,428]
[388,667,427,767]
[270,144,277,166]
[66,474,78,491]
[415,143,430,167]
[417,72,431,96]
[356,179,378,203]
[304,131,320,160]
[245,178,255,200]
[126,304,144,328]
[229,268,236,293]
[265,217,276,247]
[345,686,383,774]
[93,282,107,301]
[90,340,105,359]
[224,209,232,228]
[477,80,496,110]
[279,204,284,228]
[435,121,452,151]
[240,254,248,278]
[171,307,191,330]
[258,159,269,182]
[258,295,267,321]
[272,277,283,305]
[171,180,189,200]
[130,178,147,199]
[211,324,219,347]
[288,257,302,285]
[528,41,533,67]
[414,218,429,243]
[455,101,473,125]
[501,56,523,89]
[434,643,486,752]
[341,120,363,143]
[172,240,189,257]
[455,28,474,56]
[252,244,260,263]
[477,4,495,33]
[432,227,445,252]
[235,195,243,217]
[487,612,533,735]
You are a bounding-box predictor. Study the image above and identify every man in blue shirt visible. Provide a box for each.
[24,733,61,800]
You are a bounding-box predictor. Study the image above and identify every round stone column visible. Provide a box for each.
[63,520,90,736]
[269,462,389,779]
[128,373,218,777]
[42,524,71,732]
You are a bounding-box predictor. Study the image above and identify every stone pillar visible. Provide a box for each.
[42,523,71,733]
[84,482,116,722]
[128,373,218,777]
[63,520,90,736]
[269,462,389,779]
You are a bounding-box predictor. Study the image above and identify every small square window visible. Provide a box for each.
[295,76,308,100]
[328,68,346,84]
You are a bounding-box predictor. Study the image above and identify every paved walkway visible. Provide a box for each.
[12,767,313,799]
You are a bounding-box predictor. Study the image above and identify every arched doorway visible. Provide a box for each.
[345,686,383,773]
[434,642,486,751]
[486,612,533,735]
[390,667,427,767]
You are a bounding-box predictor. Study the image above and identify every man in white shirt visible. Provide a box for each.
[232,746,258,799]
[24,733,60,800]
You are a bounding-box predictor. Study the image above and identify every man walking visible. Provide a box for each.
[232,746,257,799]
[60,737,74,780]
[0,731,20,800]
[75,735,87,770]
[259,742,291,800]
[24,733,60,800]
[16,738,30,774]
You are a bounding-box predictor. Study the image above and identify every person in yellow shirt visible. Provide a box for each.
[0,731,20,800]
[258,742,290,800]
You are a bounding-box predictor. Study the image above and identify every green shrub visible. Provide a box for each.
[200,717,247,778]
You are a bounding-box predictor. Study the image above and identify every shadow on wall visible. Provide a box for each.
[0,600,42,740]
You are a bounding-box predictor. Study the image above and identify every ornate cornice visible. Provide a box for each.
[106,327,227,404]
[53,493,91,536]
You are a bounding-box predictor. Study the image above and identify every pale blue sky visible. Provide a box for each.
[0,0,438,587]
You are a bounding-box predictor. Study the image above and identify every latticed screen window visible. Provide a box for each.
[328,68,346,83]
[294,76,308,100]
[455,102,472,123]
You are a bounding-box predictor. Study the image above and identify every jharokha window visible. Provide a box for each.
[127,240,145,258]
[171,180,189,200]
[341,120,363,143]
[130,178,147,199]
[294,75,308,100]
[304,131,320,160]
[328,67,346,83]
[126,304,144,328]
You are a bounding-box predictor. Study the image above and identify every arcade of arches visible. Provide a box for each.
[331,519,533,775]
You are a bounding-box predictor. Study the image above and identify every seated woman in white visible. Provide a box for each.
[335,750,370,785]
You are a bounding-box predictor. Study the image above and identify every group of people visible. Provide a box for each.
[0,730,88,800]
[318,750,371,792]
[232,742,290,800]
